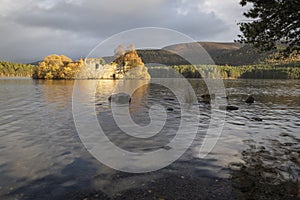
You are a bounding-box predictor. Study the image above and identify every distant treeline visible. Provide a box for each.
[148,64,300,79]
[0,61,35,77]
[1,59,299,79]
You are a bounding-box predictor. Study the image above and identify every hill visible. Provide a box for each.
[164,42,241,59]
[133,42,273,66]
[162,42,272,66]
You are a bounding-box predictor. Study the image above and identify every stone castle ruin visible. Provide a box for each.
[76,58,118,79]
[76,57,150,80]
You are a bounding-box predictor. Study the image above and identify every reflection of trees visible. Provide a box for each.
[95,80,118,101]
[95,80,150,115]
[95,80,149,102]
[129,83,150,115]
[230,138,300,199]
[39,80,74,111]
[114,80,149,109]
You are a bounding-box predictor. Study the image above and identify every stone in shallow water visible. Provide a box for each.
[245,96,255,104]
[166,107,174,111]
[108,93,131,104]
[251,117,263,121]
[163,97,176,101]
[161,145,172,150]
[219,105,239,111]
[229,162,243,171]
[201,93,215,100]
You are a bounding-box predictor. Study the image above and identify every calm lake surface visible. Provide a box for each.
[0,78,299,199]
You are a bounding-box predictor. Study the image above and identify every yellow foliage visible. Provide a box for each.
[114,47,144,71]
[45,72,53,79]
[266,51,300,64]
[33,54,83,79]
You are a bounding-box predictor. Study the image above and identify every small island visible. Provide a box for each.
[29,44,151,80]
[77,44,151,80]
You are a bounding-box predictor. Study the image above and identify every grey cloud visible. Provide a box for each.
[0,0,246,62]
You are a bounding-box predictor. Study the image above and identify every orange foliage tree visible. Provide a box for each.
[33,55,83,79]
[114,44,144,72]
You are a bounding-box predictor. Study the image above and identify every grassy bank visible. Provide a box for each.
[147,63,300,79]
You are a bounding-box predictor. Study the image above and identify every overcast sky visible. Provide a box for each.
[0,0,250,63]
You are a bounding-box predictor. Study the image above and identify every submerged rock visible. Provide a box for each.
[201,93,215,102]
[108,93,131,104]
[161,145,172,150]
[251,117,263,121]
[245,96,255,104]
[198,93,217,104]
[219,105,239,111]
[164,97,176,101]
[198,100,211,104]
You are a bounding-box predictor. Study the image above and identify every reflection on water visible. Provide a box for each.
[0,78,299,199]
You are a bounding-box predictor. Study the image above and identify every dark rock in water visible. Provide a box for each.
[227,105,239,111]
[198,100,210,104]
[219,105,239,111]
[164,97,176,101]
[280,133,290,137]
[229,162,243,171]
[108,92,131,104]
[161,145,172,150]
[252,117,263,121]
[245,96,255,104]
[95,103,103,106]
[167,107,174,111]
[201,93,215,101]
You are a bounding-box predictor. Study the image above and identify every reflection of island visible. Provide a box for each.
[38,79,75,111]
[72,79,150,114]
[95,79,150,112]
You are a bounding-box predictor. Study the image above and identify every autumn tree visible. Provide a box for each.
[33,55,83,79]
[237,0,300,54]
[113,44,144,72]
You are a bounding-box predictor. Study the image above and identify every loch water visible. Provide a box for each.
[0,78,299,199]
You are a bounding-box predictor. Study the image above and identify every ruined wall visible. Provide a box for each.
[77,58,118,79]
[76,58,150,80]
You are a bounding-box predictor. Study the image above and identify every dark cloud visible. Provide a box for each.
[0,0,248,62]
